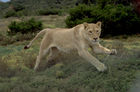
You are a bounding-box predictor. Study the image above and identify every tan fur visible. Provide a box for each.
[25,22,117,72]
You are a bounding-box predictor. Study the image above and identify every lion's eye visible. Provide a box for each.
[89,31,92,34]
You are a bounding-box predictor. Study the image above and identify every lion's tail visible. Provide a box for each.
[24,29,49,49]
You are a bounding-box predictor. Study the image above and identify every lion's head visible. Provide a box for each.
[83,21,102,43]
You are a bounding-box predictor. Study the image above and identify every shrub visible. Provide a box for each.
[65,4,140,37]
[65,4,93,27]
[16,11,25,17]
[4,9,28,18]
[8,18,43,35]
[13,4,25,12]
[4,10,16,18]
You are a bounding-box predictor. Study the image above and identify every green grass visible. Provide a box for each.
[0,38,140,92]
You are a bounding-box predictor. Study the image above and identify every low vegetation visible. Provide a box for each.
[0,38,140,92]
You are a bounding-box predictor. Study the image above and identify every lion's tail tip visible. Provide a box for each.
[24,45,30,49]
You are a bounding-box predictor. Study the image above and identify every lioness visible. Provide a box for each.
[24,22,117,72]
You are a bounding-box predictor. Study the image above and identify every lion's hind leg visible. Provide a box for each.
[46,47,60,67]
[34,48,50,71]
[34,42,51,71]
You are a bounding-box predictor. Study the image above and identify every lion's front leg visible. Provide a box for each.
[93,43,117,55]
[78,49,107,72]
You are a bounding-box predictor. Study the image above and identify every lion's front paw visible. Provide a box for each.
[96,63,107,72]
[110,49,117,55]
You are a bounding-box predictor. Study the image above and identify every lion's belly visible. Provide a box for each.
[53,42,77,53]
[52,38,77,53]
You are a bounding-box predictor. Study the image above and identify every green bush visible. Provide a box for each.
[15,11,25,17]
[38,9,61,15]
[13,4,25,12]
[65,4,93,27]
[4,10,16,18]
[65,4,140,37]
[8,18,43,35]
[4,9,28,18]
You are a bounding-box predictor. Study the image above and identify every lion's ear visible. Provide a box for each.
[96,21,102,27]
[83,22,88,29]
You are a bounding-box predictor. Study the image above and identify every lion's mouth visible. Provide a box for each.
[93,40,98,42]
[92,39,100,43]
[88,38,99,43]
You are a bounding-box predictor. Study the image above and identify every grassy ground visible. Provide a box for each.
[0,16,140,92]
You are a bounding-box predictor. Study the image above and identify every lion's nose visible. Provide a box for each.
[93,38,98,41]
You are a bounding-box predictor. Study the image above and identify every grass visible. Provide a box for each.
[0,38,140,92]
[0,15,140,92]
